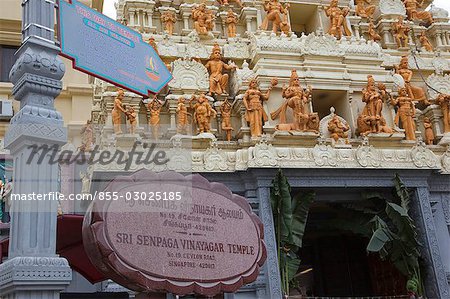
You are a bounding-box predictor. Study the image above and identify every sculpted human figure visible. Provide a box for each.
[221,99,233,141]
[423,117,434,145]
[325,0,352,39]
[243,78,277,137]
[148,96,162,139]
[205,44,236,95]
[161,11,176,35]
[355,0,375,19]
[402,0,433,25]
[390,87,416,141]
[176,97,189,134]
[419,31,433,52]
[368,21,381,42]
[79,120,94,152]
[125,106,137,134]
[271,70,317,133]
[395,55,428,103]
[436,94,450,133]
[112,89,127,134]
[392,17,410,48]
[260,0,290,34]
[148,37,158,54]
[328,115,350,142]
[189,94,217,133]
[218,0,243,7]
[226,9,238,38]
[192,3,215,35]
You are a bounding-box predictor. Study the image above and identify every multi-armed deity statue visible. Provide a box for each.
[192,3,215,35]
[190,94,217,133]
[260,0,290,34]
[226,9,238,38]
[161,11,176,36]
[355,0,375,19]
[271,70,319,133]
[402,0,434,25]
[391,87,416,141]
[392,17,410,48]
[205,44,236,95]
[325,0,352,39]
[243,78,277,137]
[395,55,428,104]
[147,96,162,139]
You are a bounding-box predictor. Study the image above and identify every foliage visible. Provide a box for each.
[270,169,315,296]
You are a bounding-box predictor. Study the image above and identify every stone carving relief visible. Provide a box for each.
[168,58,209,92]
[426,73,450,100]
[430,5,450,22]
[250,32,302,56]
[186,31,209,58]
[224,38,250,59]
[203,142,230,171]
[157,35,179,57]
[312,143,338,167]
[299,33,344,57]
[411,142,438,168]
[379,0,406,16]
[236,60,256,87]
[356,140,382,167]
[441,147,450,174]
[338,38,382,57]
[248,137,277,167]
[319,108,352,140]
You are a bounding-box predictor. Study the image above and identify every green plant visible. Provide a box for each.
[270,169,315,296]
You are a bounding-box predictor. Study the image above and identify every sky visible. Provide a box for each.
[102,0,450,21]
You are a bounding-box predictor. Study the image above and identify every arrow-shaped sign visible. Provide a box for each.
[58,0,171,97]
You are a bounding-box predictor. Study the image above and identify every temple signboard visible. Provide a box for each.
[82,170,266,296]
[57,0,171,97]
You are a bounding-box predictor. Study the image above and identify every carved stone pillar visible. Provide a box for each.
[241,7,257,35]
[180,4,192,36]
[129,8,135,27]
[0,0,72,298]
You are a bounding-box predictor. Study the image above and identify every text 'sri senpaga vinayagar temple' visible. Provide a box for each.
[2,0,450,298]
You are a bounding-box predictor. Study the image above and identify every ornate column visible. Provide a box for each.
[0,0,72,298]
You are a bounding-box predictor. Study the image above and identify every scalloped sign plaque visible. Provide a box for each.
[82,170,266,296]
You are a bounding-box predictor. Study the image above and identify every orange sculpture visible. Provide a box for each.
[395,55,428,103]
[243,78,277,137]
[205,44,236,95]
[176,97,189,134]
[402,0,433,25]
[148,37,158,54]
[423,117,434,145]
[436,94,450,133]
[161,11,176,35]
[391,87,416,141]
[368,21,381,42]
[226,9,238,38]
[220,99,233,141]
[148,96,162,140]
[328,115,350,142]
[79,120,94,152]
[392,17,410,48]
[355,0,375,19]
[419,32,433,52]
[192,3,215,35]
[112,89,127,134]
[126,106,137,134]
[189,94,217,133]
[325,0,352,39]
[260,0,290,34]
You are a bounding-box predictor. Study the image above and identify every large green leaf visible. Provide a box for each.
[290,192,315,248]
[393,174,411,211]
[270,169,293,244]
[367,227,391,252]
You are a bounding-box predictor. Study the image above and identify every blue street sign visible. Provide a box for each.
[57,0,171,97]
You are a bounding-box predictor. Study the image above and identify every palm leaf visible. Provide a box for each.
[393,174,411,211]
[290,192,315,248]
[270,169,293,244]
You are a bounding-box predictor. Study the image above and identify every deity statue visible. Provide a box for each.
[325,0,352,39]
[79,120,94,152]
[148,37,158,54]
[192,3,215,35]
[435,94,450,133]
[220,99,233,141]
[226,9,238,38]
[392,17,410,48]
[205,44,236,95]
[272,70,318,133]
[112,89,127,134]
[218,0,243,7]
[148,96,162,140]
[423,117,434,145]
[260,0,290,34]
[328,115,350,142]
[390,87,416,141]
[394,55,428,103]
[402,0,433,25]
[161,11,176,35]
[189,94,217,133]
[125,105,137,134]
[243,78,277,137]
[176,97,190,134]
[355,0,375,19]
[367,21,381,42]
[419,31,433,52]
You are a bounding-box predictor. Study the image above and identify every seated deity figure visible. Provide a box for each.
[390,87,417,141]
[325,0,352,39]
[419,31,433,52]
[436,94,450,133]
[192,3,215,35]
[402,0,433,26]
[368,21,381,42]
[355,0,375,19]
[392,17,410,48]
[271,70,318,133]
[243,78,277,137]
[161,11,176,35]
[205,44,236,95]
[189,94,217,133]
[260,0,290,34]
[328,115,350,142]
[395,55,428,103]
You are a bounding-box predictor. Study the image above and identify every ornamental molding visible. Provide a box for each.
[426,73,450,99]
[157,35,179,57]
[379,0,406,16]
[224,38,250,59]
[338,38,382,57]
[441,147,450,174]
[168,58,209,92]
[250,32,302,56]
[299,33,344,57]
[411,143,439,168]
[248,138,277,167]
[356,143,382,167]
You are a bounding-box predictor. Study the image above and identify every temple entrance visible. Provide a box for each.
[292,189,408,297]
